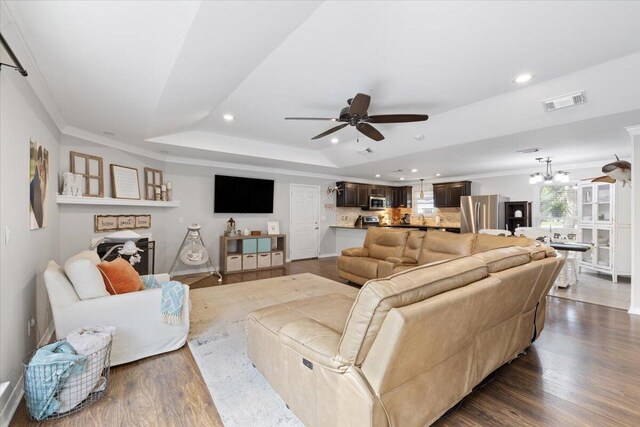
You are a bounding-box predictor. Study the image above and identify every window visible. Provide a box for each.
[535,184,578,228]
[415,191,435,215]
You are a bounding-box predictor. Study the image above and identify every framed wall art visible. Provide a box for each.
[110,164,140,199]
[30,139,49,230]
[267,221,280,235]
[95,214,151,232]
[144,167,163,200]
[70,151,104,197]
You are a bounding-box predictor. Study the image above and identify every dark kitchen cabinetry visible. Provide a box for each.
[432,181,471,208]
[356,185,369,207]
[336,182,371,208]
[336,181,412,208]
[340,182,358,207]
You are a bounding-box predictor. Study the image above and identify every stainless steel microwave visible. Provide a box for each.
[368,196,386,210]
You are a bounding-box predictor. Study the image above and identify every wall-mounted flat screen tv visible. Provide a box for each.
[214,175,274,213]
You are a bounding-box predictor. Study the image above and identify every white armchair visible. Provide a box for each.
[44,261,189,366]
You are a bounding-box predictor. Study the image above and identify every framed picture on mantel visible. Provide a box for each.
[110,164,140,199]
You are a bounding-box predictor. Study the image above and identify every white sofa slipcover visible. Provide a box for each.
[44,260,189,365]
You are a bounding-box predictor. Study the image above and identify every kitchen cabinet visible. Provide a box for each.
[336,182,371,208]
[356,185,369,207]
[433,181,471,208]
[339,182,358,207]
[369,186,384,196]
[336,182,412,208]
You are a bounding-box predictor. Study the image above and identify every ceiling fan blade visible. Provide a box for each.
[285,117,339,121]
[367,114,429,123]
[311,123,348,140]
[348,93,371,117]
[357,123,384,141]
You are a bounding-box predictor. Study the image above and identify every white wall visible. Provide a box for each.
[57,138,339,274]
[0,69,61,417]
[470,165,604,201]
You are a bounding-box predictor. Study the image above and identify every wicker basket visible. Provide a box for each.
[22,339,112,421]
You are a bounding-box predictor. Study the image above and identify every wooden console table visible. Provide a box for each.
[220,234,286,274]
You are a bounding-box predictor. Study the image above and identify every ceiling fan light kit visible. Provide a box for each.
[285,93,429,142]
[529,157,569,184]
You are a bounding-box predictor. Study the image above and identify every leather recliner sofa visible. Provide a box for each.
[247,245,564,427]
[338,228,545,285]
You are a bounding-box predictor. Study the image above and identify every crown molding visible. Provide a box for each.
[625,125,640,136]
[1,1,66,132]
[61,126,397,185]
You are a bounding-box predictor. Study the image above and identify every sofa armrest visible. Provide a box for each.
[278,319,348,371]
[153,273,171,284]
[385,256,418,264]
[55,286,190,358]
[341,247,370,257]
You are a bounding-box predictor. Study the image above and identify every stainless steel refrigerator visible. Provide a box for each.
[460,195,510,234]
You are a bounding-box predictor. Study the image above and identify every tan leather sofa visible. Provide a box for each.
[339,228,539,285]
[247,246,564,427]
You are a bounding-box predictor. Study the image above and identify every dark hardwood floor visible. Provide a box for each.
[11,258,640,426]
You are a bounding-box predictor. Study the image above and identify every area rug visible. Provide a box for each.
[188,273,357,427]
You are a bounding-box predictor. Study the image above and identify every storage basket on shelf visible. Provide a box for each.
[22,338,112,421]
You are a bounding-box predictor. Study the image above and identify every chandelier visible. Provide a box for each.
[529,157,569,184]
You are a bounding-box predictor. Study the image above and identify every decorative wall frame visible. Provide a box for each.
[110,164,140,199]
[144,167,164,200]
[267,221,280,235]
[95,214,151,232]
[70,151,104,197]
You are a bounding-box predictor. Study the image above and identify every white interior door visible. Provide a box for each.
[290,184,320,260]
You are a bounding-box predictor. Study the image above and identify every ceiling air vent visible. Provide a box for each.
[357,147,373,156]
[543,90,587,112]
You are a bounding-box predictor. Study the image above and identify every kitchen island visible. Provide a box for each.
[329,225,371,254]
[380,224,461,233]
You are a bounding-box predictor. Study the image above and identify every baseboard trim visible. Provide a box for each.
[628,306,640,316]
[318,252,339,258]
[0,321,55,427]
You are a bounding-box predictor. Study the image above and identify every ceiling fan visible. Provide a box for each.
[285,93,429,142]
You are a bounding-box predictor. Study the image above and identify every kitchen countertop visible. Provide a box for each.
[330,224,461,230]
[382,224,461,230]
[329,225,373,229]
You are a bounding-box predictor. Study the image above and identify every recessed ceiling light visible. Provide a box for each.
[400,177,405,181]
[330,137,339,144]
[435,173,441,176]
[411,168,418,173]
[513,73,533,84]
[223,114,234,121]
[102,131,115,136]
[375,174,381,178]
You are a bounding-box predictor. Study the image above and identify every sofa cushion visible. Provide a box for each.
[522,244,547,261]
[367,229,410,260]
[473,234,532,254]
[472,246,532,273]
[417,231,476,265]
[249,293,355,335]
[341,247,370,257]
[278,318,345,369]
[337,256,379,281]
[97,258,144,295]
[402,231,426,261]
[338,256,488,365]
[64,251,110,300]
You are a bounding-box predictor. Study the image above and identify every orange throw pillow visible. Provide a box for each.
[97,258,143,295]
